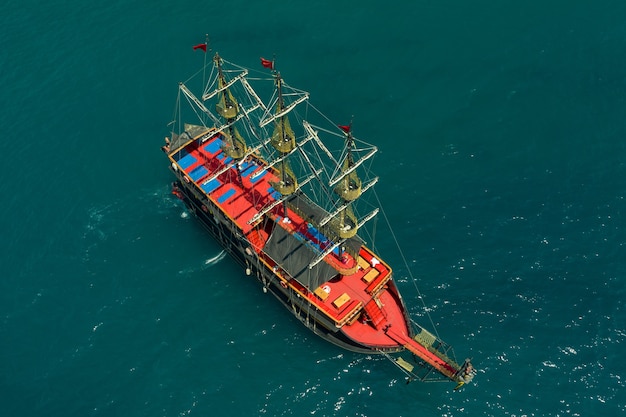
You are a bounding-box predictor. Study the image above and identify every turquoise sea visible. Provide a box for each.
[2,1,625,415]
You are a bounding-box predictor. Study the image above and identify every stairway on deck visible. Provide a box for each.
[364,298,386,329]
[246,229,267,252]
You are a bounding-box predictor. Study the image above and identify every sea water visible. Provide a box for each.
[1,1,625,415]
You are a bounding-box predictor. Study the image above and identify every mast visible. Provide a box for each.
[213,53,247,165]
[266,63,299,220]
[329,124,362,244]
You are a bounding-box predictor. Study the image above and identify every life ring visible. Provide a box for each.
[183,175,190,183]
[280,280,288,289]
[201,205,208,213]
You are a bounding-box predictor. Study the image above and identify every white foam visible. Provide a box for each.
[204,250,226,266]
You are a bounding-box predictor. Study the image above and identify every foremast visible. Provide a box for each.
[332,124,361,241]
[306,123,379,274]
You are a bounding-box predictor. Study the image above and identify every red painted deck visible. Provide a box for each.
[311,247,411,349]
[172,132,362,269]
[174,134,278,234]
[171,133,416,351]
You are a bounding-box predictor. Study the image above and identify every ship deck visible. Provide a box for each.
[172,133,277,234]
[170,132,413,350]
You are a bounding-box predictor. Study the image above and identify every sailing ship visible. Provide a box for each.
[161,42,476,388]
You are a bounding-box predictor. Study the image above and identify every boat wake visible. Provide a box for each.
[178,250,227,275]
[82,186,181,259]
[204,250,227,266]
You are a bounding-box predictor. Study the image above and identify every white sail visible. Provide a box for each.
[240,77,267,112]
[202,71,248,101]
[259,93,309,127]
[179,83,221,125]
[303,121,338,166]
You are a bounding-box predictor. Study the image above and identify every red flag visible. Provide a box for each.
[193,43,207,52]
[260,57,274,70]
[338,125,351,133]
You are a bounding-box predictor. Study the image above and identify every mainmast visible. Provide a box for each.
[267,65,298,220]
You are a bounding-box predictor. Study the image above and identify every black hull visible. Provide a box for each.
[173,178,400,354]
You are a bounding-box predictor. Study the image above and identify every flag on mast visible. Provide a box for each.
[193,43,207,52]
[260,57,274,70]
[338,124,351,133]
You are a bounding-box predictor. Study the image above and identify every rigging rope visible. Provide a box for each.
[175,58,442,342]
[372,188,441,340]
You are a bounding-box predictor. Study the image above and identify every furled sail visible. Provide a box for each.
[269,73,298,196]
[329,128,361,239]
[221,127,247,159]
[216,87,238,119]
[214,53,239,120]
[329,204,359,239]
[334,156,362,201]
[271,103,297,153]
[213,53,247,160]
[271,159,298,195]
